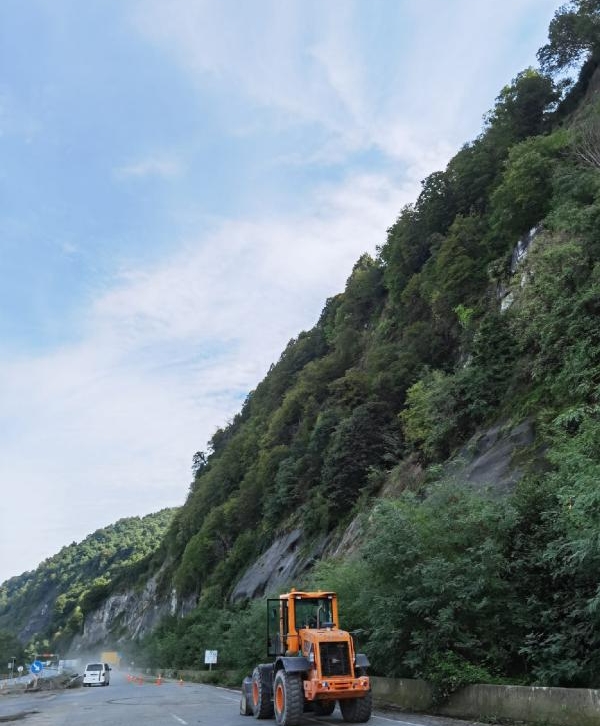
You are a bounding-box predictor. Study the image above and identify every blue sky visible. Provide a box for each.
[0,0,560,583]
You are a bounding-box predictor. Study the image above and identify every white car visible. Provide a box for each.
[83,662,111,686]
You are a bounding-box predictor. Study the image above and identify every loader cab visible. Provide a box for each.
[267,590,339,657]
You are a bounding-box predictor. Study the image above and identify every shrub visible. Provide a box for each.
[422,651,496,704]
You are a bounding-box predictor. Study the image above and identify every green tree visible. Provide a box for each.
[509,233,599,400]
[485,69,559,144]
[0,630,25,674]
[401,370,462,462]
[490,132,568,241]
[322,402,396,518]
[361,488,518,681]
[538,0,600,73]
[510,412,600,685]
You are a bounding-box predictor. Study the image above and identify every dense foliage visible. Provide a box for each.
[0,509,175,657]
[4,0,600,693]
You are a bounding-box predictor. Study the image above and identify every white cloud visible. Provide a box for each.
[130,1,381,163]
[96,169,408,336]
[0,168,407,582]
[129,0,557,170]
[115,155,183,180]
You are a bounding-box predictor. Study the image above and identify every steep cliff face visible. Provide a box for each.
[0,510,176,653]
[444,419,536,495]
[230,528,334,603]
[226,419,536,605]
[72,571,195,651]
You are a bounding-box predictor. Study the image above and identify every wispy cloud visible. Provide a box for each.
[0,168,406,580]
[115,155,183,180]
[131,0,557,171]
[0,0,559,582]
[94,171,407,348]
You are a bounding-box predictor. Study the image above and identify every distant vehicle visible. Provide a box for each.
[83,662,111,687]
[101,650,121,668]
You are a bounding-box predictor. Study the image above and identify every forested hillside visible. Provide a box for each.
[141,0,600,690]
[0,509,174,665]
[2,0,600,695]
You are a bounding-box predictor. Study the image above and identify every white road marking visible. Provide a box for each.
[304,714,426,726]
[217,685,241,694]
[372,717,429,726]
[170,715,187,724]
[306,712,428,726]
[212,685,240,701]
[211,683,429,726]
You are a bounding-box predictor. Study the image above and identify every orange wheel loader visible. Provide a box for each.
[240,589,371,725]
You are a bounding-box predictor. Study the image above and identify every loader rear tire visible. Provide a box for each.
[339,691,372,722]
[273,670,303,726]
[252,666,274,719]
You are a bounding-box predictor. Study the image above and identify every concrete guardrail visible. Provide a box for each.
[146,668,600,725]
[371,676,600,726]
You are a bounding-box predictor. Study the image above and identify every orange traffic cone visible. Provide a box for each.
[155,674,162,685]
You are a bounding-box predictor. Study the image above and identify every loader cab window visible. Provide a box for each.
[267,599,288,656]
[294,597,334,629]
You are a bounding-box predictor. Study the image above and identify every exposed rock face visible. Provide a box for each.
[230,529,329,603]
[19,591,57,642]
[325,516,365,560]
[72,573,195,650]
[499,226,539,311]
[446,419,536,495]
[509,226,537,274]
[229,423,535,606]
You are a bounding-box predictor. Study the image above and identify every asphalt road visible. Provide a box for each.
[0,675,495,726]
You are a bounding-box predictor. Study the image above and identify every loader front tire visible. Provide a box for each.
[273,670,303,726]
[339,691,372,723]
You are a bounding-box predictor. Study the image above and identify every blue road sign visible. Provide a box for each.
[30,660,43,675]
